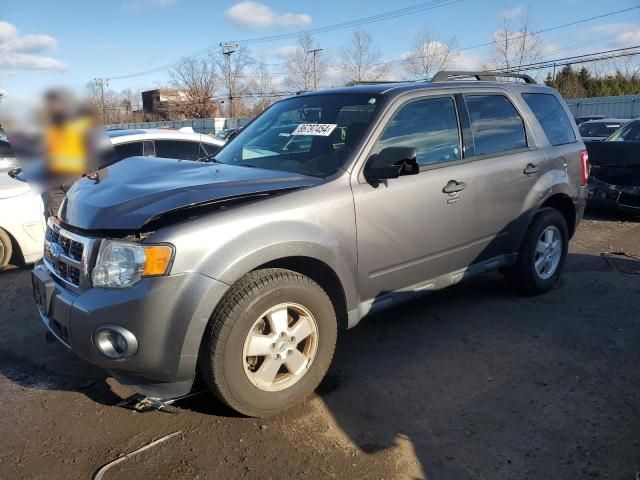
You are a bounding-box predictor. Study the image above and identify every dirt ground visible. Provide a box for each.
[1,211,639,480]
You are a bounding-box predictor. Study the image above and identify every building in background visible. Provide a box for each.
[141,88,189,120]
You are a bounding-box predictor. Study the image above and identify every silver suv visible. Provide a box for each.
[32,71,588,417]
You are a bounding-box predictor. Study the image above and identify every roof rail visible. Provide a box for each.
[344,80,409,86]
[432,70,537,84]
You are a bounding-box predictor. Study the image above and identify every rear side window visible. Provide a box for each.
[155,140,201,161]
[373,97,462,166]
[465,95,527,156]
[522,93,576,146]
[113,142,143,161]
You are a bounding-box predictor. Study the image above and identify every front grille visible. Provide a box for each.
[43,219,97,291]
[46,229,85,261]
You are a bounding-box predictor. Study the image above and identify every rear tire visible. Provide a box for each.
[0,229,13,269]
[200,268,337,417]
[506,209,568,295]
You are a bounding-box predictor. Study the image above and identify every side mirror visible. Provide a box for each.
[364,147,419,183]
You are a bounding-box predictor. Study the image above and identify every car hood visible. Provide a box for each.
[61,156,320,231]
[0,172,31,199]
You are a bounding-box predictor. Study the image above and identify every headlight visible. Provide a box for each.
[91,240,174,288]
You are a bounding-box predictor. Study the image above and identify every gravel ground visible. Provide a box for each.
[0,211,639,480]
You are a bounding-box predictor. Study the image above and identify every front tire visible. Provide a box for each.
[506,209,569,295]
[200,268,337,417]
[0,228,13,269]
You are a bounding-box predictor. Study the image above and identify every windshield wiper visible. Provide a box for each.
[197,154,222,163]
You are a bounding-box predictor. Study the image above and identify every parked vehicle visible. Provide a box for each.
[214,128,239,141]
[587,118,640,213]
[108,128,225,165]
[0,139,19,173]
[32,71,587,416]
[578,118,630,142]
[574,115,606,126]
[0,171,45,268]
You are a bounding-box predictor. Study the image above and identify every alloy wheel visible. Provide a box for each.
[242,303,319,392]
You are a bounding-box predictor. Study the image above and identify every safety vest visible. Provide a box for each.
[45,117,92,175]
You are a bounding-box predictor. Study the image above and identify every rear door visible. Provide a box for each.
[455,92,549,262]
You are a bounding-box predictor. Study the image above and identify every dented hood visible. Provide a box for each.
[61,156,319,231]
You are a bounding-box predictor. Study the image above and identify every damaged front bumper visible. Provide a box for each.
[587,177,640,213]
[31,261,229,399]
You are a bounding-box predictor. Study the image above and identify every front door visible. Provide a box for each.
[351,95,480,302]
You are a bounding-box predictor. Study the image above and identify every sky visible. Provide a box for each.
[0,0,639,108]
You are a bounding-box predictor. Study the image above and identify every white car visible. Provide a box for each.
[0,172,45,268]
[0,128,226,268]
[108,127,225,163]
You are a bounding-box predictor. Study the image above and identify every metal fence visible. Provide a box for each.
[565,95,640,119]
[105,117,251,134]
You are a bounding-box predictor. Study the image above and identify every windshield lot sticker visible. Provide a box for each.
[292,124,338,136]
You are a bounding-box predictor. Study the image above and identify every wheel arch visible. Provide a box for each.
[539,193,577,237]
[255,256,349,331]
[0,226,24,266]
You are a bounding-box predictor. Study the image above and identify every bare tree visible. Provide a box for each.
[490,9,544,72]
[169,56,220,118]
[340,29,388,84]
[215,44,253,117]
[404,30,456,81]
[284,34,328,92]
[249,61,277,114]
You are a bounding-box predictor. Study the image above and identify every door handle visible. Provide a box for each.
[443,180,467,194]
[524,163,539,175]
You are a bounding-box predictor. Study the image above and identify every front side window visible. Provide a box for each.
[522,93,576,146]
[214,93,383,177]
[465,95,527,156]
[155,140,201,161]
[113,142,143,161]
[371,97,462,166]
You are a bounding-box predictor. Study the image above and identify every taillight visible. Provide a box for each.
[580,150,589,185]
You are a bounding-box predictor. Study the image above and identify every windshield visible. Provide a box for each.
[607,120,640,142]
[579,121,624,138]
[215,93,383,177]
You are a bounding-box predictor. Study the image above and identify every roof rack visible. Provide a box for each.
[432,70,537,84]
[344,80,409,86]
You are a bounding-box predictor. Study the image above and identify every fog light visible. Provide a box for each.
[93,326,138,359]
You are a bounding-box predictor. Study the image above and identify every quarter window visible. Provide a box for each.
[465,95,527,156]
[373,97,462,166]
[522,93,576,146]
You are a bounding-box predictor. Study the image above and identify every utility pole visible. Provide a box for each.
[220,42,237,118]
[307,48,323,90]
[94,78,108,124]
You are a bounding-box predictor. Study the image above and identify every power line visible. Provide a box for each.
[107,4,640,82]
[106,0,462,80]
[233,0,459,45]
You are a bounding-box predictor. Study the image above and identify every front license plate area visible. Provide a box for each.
[32,268,55,315]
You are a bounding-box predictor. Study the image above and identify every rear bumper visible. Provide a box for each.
[587,179,640,213]
[33,262,229,398]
